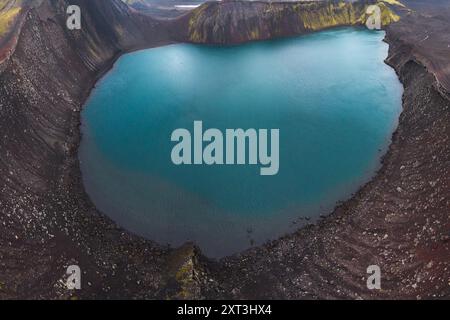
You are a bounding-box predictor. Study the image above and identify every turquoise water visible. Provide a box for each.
[79,28,403,257]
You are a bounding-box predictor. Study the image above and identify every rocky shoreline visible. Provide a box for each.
[0,0,448,299]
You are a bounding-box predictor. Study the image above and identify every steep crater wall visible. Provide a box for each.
[171,0,401,44]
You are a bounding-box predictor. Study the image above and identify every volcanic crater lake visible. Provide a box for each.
[79,28,403,257]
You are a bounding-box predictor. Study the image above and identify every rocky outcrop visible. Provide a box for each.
[0,0,448,299]
[0,0,175,299]
[171,0,401,44]
[209,42,450,299]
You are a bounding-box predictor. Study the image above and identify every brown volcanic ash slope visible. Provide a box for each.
[388,9,450,99]
[0,0,449,299]
[171,0,401,44]
[0,0,29,64]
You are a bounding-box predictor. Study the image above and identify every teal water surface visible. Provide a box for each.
[79,28,403,257]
